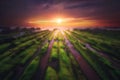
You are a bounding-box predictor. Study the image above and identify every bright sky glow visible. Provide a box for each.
[28,17,98,28]
[56,18,62,24]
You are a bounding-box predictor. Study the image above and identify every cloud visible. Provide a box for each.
[63,0,120,25]
[0,0,120,27]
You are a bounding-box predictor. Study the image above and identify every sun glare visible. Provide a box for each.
[56,18,62,24]
[29,17,94,27]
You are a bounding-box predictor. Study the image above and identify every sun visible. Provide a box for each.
[56,18,62,24]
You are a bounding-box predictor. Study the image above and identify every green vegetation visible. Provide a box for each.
[19,57,40,80]
[0,29,119,80]
[66,29,120,80]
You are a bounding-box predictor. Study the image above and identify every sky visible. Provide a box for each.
[0,0,120,28]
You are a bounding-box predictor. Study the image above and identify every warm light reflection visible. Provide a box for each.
[53,28,66,38]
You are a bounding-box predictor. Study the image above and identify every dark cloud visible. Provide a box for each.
[64,0,120,25]
[0,0,120,26]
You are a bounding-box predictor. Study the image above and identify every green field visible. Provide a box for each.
[0,28,120,80]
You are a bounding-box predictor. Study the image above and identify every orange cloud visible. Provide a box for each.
[27,17,100,29]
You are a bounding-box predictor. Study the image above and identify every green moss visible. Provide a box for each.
[59,48,75,80]
[20,56,39,80]
[45,66,58,80]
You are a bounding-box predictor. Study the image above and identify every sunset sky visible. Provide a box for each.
[0,0,120,28]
